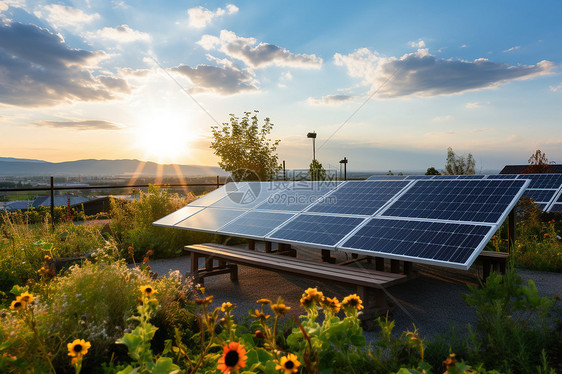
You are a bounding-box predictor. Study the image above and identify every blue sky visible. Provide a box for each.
[1,0,560,172]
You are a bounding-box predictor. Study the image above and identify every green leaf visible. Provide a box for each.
[151,357,180,374]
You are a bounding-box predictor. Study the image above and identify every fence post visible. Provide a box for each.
[50,176,55,229]
[216,175,220,189]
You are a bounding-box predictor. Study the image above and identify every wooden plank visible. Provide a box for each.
[185,244,407,287]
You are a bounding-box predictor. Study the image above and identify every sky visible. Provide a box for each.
[0,0,561,173]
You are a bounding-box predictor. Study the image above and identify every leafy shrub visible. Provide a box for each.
[109,186,218,260]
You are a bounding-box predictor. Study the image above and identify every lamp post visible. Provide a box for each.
[339,157,348,181]
[307,132,317,161]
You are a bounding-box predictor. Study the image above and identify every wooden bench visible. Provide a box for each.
[477,250,509,279]
[185,243,408,321]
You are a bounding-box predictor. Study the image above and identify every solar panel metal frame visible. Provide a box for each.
[254,181,340,213]
[208,181,291,210]
[153,206,205,227]
[186,182,243,208]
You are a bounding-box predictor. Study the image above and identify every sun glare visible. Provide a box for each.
[135,111,195,163]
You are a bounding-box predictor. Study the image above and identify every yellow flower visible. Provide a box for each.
[276,353,301,374]
[217,341,247,373]
[221,302,234,312]
[9,299,25,311]
[18,292,34,304]
[67,339,91,358]
[139,285,157,297]
[271,298,291,316]
[250,309,270,320]
[195,295,214,305]
[321,296,341,314]
[256,298,271,304]
[302,288,324,303]
[342,294,364,311]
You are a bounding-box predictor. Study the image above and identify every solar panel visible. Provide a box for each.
[381,179,528,224]
[219,211,295,238]
[175,208,245,232]
[366,175,407,180]
[339,218,493,268]
[456,175,487,179]
[517,174,562,189]
[307,180,410,216]
[431,175,459,179]
[153,206,204,227]
[405,175,434,180]
[209,182,290,210]
[188,183,241,207]
[267,214,365,248]
[255,181,339,212]
[486,174,520,179]
[523,189,557,203]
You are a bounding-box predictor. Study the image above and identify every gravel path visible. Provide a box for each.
[146,243,562,341]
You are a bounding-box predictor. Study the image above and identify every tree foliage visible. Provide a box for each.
[210,111,281,181]
[308,159,326,181]
[444,147,475,175]
[522,149,551,174]
[425,167,441,175]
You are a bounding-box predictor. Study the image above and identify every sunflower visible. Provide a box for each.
[217,341,247,373]
[321,296,341,315]
[18,292,34,304]
[271,302,291,316]
[250,309,270,320]
[139,285,157,297]
[276,353,301,374]
[9,299,25,311]
[67,339,91,358]
[342,294,364,311]
[302,288,324,303]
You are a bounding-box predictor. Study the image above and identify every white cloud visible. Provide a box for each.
[408,39,425,48]
[549,83,562,92]
[0,21,127,107]
[197,30,322,69]
[465,102,481,109]
[34,4,99,29]
[334,47,554,98]
[432,115,453,121]
[503,45,520,53]
[460,44,468,48]
[187,4,238,28]
[33,119,121,130]
[307,94,354,106]
[87,24,150,43]
[171,63,257,95]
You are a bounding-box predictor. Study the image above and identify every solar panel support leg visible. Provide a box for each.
[508,208,515,252]
[404,261,413,275]
[248,239,255,251]
[391,259,400,273]
[265,241,272,253]
[375,257,385,271]
[321,249,336,263]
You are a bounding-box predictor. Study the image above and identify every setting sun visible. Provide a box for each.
[135,110,195,163]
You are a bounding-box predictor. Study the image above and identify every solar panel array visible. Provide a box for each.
[367,173,562,212]
[155,178,529,270]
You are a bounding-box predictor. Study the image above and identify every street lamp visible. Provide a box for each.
[307,132,317,161]
[339,157,348,181]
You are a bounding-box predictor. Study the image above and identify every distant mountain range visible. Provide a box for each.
[0,158,226,177]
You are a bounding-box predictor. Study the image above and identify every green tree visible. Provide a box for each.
[308,159,326,181]
[444,147,475,175]
[425,167,441,175]
[522,149,551,174]
[210,111,281,181]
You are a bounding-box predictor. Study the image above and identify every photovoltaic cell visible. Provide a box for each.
[405,175,434,180]
[175,208,245,232]
[340,218,493,267]
[219,211,295,238]
[381,179,527,223]
[431,175,459,179]
[255,181,339,212]
[267,214,365,247]
[517,174,562,189]
[549,203,562,212]
[153,206,204,227]
[486,175,520,179]
[188,183,241,207]
[307,180,409,215]
[523,189,556,203]
[209,182,289,210]
[456,175,487,179]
